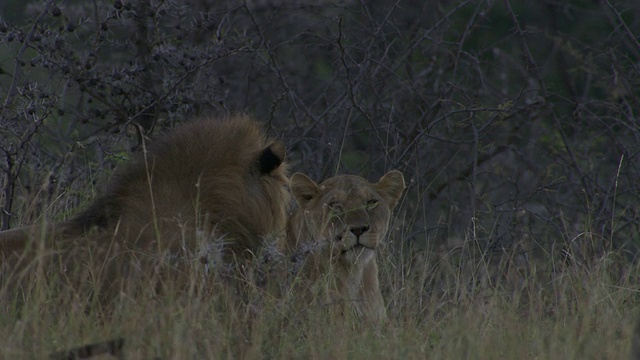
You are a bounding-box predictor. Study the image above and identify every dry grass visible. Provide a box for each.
[1,180,638,359]
[1,205,638,360]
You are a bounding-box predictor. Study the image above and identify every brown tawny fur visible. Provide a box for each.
[0,115,290,302]
[282,170,405,321]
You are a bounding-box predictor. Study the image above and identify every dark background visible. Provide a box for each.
[1,0,639,283]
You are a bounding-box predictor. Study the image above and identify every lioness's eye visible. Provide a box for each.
[366,199,379,209]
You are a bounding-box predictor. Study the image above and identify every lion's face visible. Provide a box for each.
[289,171,405,266]
[284,170,405,321]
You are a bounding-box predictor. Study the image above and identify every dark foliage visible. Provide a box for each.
[1,0,639,274]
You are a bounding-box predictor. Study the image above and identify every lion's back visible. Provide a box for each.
[71,115,290,254]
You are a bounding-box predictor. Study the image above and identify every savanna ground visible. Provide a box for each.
[1,1,640,358]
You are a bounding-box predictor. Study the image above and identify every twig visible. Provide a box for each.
[604,0,640,54]
[3,0,55,108]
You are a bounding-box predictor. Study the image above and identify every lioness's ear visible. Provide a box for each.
[289,172,319,207]
[375,170,405,209]
[257,140,286,175]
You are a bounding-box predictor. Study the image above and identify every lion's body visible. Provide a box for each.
[64,115,290,257]
[283,171,405,321]
[0,115,290,302]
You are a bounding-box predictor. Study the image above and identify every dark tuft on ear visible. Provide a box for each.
[257,140,286,175]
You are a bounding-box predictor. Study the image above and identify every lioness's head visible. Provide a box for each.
[288,170,405,265]
[283,170,405,321]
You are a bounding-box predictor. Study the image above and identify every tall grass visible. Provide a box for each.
[1,194,638,359]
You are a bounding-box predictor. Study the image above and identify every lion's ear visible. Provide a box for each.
[289,172,319,207]
[257,140,286,175]
[375,170,405,210]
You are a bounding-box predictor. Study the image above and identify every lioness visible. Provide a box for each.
[283,170,405,321]
[0,115,290,300]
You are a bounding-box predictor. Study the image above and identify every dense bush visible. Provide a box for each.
[1,0,639,286]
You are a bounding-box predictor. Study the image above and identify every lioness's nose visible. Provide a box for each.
[350,225,370,237]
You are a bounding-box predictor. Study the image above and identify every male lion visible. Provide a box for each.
[283,170,405,321]
[0,115,290,301]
